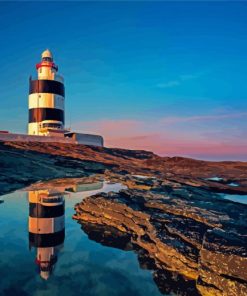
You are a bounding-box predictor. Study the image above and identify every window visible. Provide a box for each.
[42,197,63,203]
[42,57,52,62]
[42,123,62,129]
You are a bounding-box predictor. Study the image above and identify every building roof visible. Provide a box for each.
[42,49,53,59]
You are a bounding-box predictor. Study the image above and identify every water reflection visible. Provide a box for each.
[74,189,247,296]
[27,178,105,280]
[81,223,200,296]
[65,181,104,193]
[0,179,162,295]
[28,190,65,280]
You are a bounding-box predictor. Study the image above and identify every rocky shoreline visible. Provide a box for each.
[1,141,247,295]
[1,141,247,196]
[74,177,247,296]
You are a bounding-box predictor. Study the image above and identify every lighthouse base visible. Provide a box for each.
[0,132,103,147]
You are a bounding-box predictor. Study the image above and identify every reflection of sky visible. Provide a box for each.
[0,185,161,296]
[0,2,246,160]
[219,194,247,205]
[206,177,223,182]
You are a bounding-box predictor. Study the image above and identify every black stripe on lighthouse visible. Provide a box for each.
[29,79,65,96]
[29,108,64,124]
[29,203,65,218]
[29,229,65,248]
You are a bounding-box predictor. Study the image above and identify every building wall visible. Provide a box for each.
[71,133,104,147]
[37,64,56,80]
[0,132,103,147]
[0,133,74,144]
[28,79,65,136]
[28,93,64,110]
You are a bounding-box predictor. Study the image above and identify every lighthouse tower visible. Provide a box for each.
[28,50,65,136]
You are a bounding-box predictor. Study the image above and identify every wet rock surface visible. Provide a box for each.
[1,141,247,295]
[198,229,247,296]
[74,182,247,296]
[0,142,109,196]
[1,141,247,196]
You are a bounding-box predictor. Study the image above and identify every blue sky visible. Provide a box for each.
[0,1,246,160]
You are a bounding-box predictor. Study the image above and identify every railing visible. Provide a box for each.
[29,73,64,83]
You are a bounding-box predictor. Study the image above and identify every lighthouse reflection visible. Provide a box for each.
[27,178,104,280]
[28,190,65,280]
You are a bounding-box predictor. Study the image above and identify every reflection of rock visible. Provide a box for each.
[81,222,200,296]
[0,142,109,196]
[74,187,247,296]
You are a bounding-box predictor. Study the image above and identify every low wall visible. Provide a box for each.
[0,133,74,144]
[0,133,103,147]
[74,133,104,147]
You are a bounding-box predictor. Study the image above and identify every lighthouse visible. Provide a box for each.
[0,49,103,145]
[28,50,65,135]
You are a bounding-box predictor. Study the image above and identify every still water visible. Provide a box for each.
[0,180,162,296]
[219,193,247,204]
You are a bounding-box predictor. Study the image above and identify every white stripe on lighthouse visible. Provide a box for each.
[28,93,64,110]
[29,216,65,234]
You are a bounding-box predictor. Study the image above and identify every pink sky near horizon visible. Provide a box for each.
[73,115,247,161]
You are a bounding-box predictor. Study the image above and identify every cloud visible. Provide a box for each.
[180,74,198,81]
[72,113,247,160]
[160,112,247,125]
[78,119,141,137]
[157,80,180,88]
[157,72,203,89]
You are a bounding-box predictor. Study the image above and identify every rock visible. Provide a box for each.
[1,140,247,294]
[74,187,247,296]
[0,142,109,196]
[197,229,247,296]
[1,141,247,196]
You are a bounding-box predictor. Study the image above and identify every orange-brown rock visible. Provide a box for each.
[74,187,247,296]
[1,141,247,196]
[1,140,247,295]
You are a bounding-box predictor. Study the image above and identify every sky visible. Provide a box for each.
[0,1,246,161]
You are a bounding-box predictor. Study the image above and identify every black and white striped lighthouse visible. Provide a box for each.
[28,50,65,135]
[28,190,65,280]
